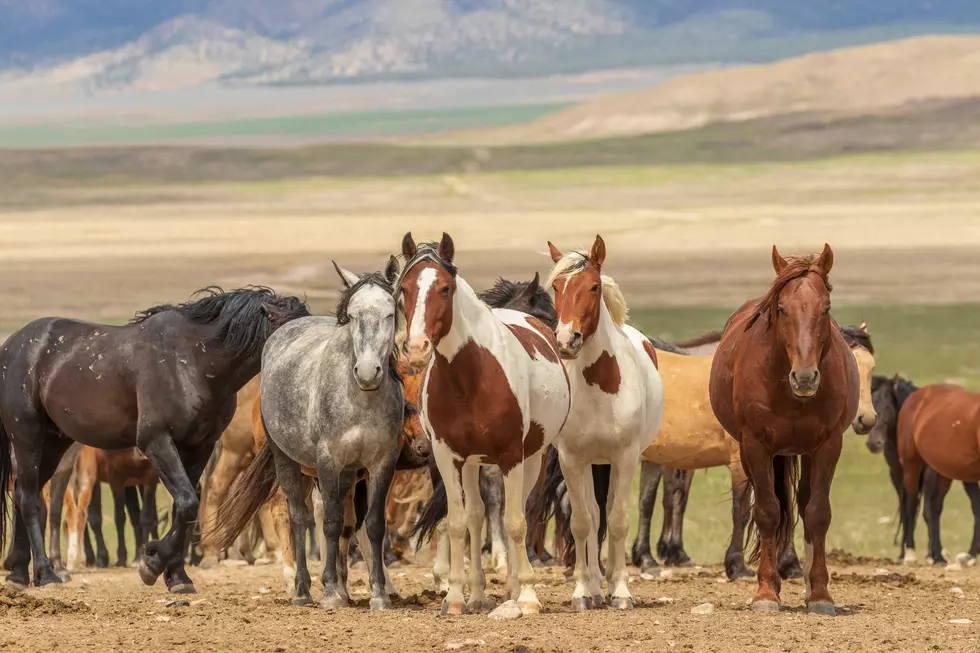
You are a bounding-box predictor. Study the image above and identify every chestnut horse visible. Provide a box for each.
[897,383,980,565]
[710,244,858,615]
[400,232,570,615]
[546,237,664,610]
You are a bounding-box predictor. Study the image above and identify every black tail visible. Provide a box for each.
[410,462,447,548]
[202,439,278,551]
[0,417,12,552]
[745,455,799,565]
[533,446,610,568]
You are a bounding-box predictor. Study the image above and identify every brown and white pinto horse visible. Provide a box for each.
[400,232,570,615]
[546,237,664,610]
[709,244,859,615]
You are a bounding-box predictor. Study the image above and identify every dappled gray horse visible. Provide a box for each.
[212,258,404,609]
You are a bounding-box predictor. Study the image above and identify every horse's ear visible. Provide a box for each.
[859,321,868,333]
[438,232,455,263]
[261,303,285,325]
[384,255,400,284]
[589,234,606,270]
[771,245,788,273]
[332,261,360,289]
[817,242,834,273]
[401,232,417,260]
[528,271,541,293]
[547,241,563,263]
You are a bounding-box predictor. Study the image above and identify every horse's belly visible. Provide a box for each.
[916,429,980,483]
[642,428,731,469]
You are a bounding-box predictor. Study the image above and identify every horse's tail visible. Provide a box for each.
[745,455,799,565]
[409,465,447,549]
[0,416,11,552]
[202,439,278,551]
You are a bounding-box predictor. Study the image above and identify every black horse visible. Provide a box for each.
[0,286,308,592]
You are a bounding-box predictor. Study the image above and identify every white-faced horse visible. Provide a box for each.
[400,232,570,615]
[546,236,664,610]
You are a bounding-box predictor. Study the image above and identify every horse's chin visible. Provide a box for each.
[558,346,582,361]
[790,387,818,400]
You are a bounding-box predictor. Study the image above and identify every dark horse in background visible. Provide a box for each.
[0,286,308,591]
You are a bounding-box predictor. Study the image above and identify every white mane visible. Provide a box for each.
[546,250,629,326]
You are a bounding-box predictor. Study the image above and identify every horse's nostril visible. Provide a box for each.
[375,365,381,375]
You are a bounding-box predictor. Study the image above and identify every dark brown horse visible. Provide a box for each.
[709,244,859,615]
[0,286,308,591]
[897,383,980,565]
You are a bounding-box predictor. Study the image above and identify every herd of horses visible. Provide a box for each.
[2,232,979,619]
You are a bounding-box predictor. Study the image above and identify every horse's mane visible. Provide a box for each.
[478,278,533,308]
[546,250,629,326]
[132,286,309,359]
[839,324,875,355]
[333,271,401,384]
[478,277,558,330]
[747,255,832,330]
[673,330,723,350]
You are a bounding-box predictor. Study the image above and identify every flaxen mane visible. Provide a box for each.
[746,255,832,331]
[546,251,629,326]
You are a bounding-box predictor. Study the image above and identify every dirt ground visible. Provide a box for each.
[0,556,977,653]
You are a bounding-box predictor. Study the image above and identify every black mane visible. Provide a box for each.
[133,286,309,359]
[478,276,557,329]
[839,324,874,354]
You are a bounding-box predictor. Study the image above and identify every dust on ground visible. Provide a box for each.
[1,559,977,652]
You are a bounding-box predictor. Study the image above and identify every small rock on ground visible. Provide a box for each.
[691,603,714,615]
[445,639,486,650]
[488,600,522,620]
[949,619,973,625]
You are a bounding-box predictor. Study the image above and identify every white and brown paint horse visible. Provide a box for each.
[400,232,570,615]
[546,236,664,610]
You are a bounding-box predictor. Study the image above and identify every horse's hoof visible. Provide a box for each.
[751,600,780,613]
[466,597,495,613]
[608,596,634,610]
[55,569,72,583]
[807,601,836,616]
[370,596,392,611]
[440,600,467,616]
[168,583,198,595]
[36,569,65,587]
[570,596,592,612]
[138,560,160,586]
[780,563,804,580]
[292,596,316,607]
[592,594,605,609]
[518,600,541,615]
[319,594,348,610]
[728,566,755,581]
[5,579,28,591]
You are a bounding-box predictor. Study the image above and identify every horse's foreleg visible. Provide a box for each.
[482,468,508,574]
[68,469,95,573]
[740,435,781,611]
[558,450,594,611]
[502,453,544,615]
[136,433,205,594]
[461,464,490,612]
[583,464,604,605]
[316,464,353,610]
[606,451,640,609]
[363,457,397,611]
[268,489,295,594]
[432,442,468,616]
[801,437,842,616]
[123,486,143,561]
[900,452,924,565]
[922,468,952,565]
[963,482,980,558]
[882,441,907,561]
[725,460,754,580]
[111,484,129,567]
[631,460,663,573]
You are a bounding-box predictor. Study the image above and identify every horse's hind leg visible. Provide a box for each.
[109,485,129,566]
[13,432,71,586]
[922,468,951,565]
[481,467,507,573]
[658,469,695,567]
[724,460,754,580]
[963,482,980,558]
[123,486,143,562]
[502,454,544,615]
[631,460,663,574]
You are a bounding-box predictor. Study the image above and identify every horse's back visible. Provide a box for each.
[903,384,980,482]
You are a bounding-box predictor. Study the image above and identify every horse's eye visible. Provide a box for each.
[777,305,787,316]
[590,284,600,292]
[400,286,408,295]
[439,286,450,295]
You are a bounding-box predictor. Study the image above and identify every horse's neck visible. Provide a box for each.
[211,352,263,395]
[576,299,622,367]
[436,276,499,361]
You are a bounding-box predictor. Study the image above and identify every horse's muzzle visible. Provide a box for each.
[789,367,820,398]
[852,412,877,435]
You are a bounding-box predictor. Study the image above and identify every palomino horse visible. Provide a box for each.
[209,259,405,609]
[400,233,570,615]
[897,383,980,565]
[546,237,664,610]
[710,244,859,615]
[0,287,308,591]
[631,323,878,579]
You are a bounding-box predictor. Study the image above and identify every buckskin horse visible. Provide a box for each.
[0,286,309,591]
[400,232,570,615]
[545,236,664,610]
[709,244,859,615]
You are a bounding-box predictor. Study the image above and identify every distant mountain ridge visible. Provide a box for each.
[2,1,980,90]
